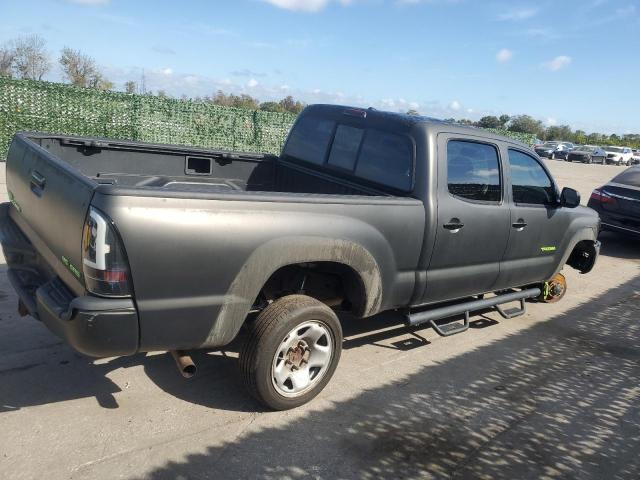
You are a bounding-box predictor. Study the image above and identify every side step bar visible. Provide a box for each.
[405,288,541,336]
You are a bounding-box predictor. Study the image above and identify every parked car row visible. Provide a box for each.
[534,141,639,166]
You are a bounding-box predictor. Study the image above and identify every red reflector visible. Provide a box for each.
[99,269,129,283]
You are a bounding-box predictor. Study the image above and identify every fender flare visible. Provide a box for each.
[552,227,598,277]
[202,236,383,347]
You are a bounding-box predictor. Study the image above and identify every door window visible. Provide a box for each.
[447,140,501,202]
[508,149,556,205]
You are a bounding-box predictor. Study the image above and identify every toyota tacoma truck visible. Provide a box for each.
[0,105,600,410]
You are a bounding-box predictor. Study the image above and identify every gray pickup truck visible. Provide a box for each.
[0,105,600,409]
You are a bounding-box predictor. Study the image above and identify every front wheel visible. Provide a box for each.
[239,295,343,410]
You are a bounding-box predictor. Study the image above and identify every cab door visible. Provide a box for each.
[422,135,511,303]
[495,147,573,288]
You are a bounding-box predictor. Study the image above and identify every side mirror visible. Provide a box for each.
[560,187,580,208]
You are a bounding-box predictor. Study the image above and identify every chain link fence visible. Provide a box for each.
[0,77,535,162]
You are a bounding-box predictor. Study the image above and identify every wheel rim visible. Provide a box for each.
[271,320,334,398]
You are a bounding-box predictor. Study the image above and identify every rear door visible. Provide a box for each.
[422,134,511,303]
[495,147,571,288]
[6,134,96,294]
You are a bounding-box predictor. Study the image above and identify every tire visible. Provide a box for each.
[239,295,343,410]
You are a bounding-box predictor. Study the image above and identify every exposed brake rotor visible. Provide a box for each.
[540,273,567,303]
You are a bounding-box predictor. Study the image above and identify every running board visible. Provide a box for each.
[405,288,541,336]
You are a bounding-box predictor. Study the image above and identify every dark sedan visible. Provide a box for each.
[588,166,640,236]
[567,145,607,164]
[534,141,574,159]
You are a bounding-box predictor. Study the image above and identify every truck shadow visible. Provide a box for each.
[135,274,640,479]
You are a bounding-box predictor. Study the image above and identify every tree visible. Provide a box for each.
[406,109,420,116]
[0,42,15,78]
[124,80,137,94]
[279,95,304,114]
[88,72,113,91]
[12,35,50,80]
[260,101,284,113]
[508,114,544,136]
[157,89,167,98]
[59,47,97,86]
[477,116,501,129]
[498,114,510,128]
[546,125,572,141]
[59,47,112,90]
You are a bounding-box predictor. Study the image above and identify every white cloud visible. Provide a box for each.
[449,100,461,111]
[262,0,352,12]
[543,55,572,71]
[161,68,173,76]
[498,7,538,21]
[68,0,109,4]
[496,48,513,63]
[546,117,558,126]
[247,78,259,88]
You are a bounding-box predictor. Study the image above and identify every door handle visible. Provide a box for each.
[443,219,465,231]
[512,219,528,230]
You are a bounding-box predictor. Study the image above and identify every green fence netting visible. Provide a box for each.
[0,77,535,162]
[0,77,298,160]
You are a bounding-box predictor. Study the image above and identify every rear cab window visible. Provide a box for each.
[327,125,364,171]
[355,130,413,191]
[283,114,414,191]
[284,116,335,165]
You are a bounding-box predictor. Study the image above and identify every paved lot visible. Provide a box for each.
[0,160,639,479]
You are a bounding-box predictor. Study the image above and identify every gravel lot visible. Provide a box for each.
[0,160,638,480]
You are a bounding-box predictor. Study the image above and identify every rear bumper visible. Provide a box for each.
[0,203,139,357]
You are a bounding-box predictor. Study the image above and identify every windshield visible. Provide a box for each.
[541,142,558,147]
[606,147,624,153]
[575,146,597,152]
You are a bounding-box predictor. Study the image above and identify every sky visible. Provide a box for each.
[1,0,640,134]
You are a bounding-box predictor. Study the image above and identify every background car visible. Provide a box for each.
[534,141,574,159]
[604,146,634,165]
[588,166,640,236]
[567,145,607,164]
[631,149,640,165]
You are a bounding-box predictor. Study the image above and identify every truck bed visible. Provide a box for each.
[34,135,394,198]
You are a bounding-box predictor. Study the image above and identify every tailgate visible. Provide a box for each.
[6,134,96,293]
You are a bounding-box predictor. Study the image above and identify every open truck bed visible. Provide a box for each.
[32,134,393,197]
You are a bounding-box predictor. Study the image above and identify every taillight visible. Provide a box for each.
[590,188,616,205]
[82,207,132,297]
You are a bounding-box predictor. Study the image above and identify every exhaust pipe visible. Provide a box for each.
[170,350,197,379]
